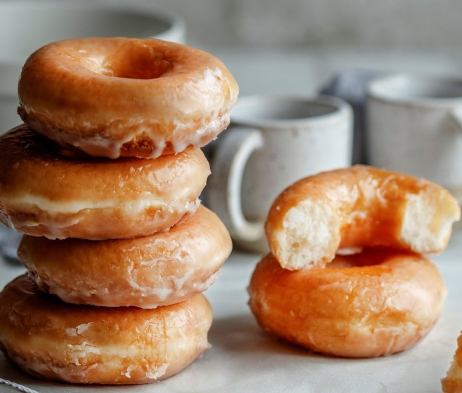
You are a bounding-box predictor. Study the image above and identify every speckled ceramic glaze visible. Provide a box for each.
[207,95,353,253]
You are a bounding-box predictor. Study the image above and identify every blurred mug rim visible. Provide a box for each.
[231,94,352,129]
[367,73,462,108]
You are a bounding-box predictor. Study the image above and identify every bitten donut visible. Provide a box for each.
[0,125,210,240]
[18,206,232,308]
[266,165,461,270]
[248,249,447,358]
[18,37,239,159]
[0,275,212,384]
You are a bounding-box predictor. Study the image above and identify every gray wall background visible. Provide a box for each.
[125,0,462,51]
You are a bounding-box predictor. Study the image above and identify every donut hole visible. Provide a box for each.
[330,247,417,269]
[109,50,173,79]
[82,48,173,80]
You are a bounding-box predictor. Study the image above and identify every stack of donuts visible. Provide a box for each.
[0,38,238,384]
[249,165,461,358]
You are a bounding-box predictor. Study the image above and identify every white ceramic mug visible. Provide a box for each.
[207,95,353,253]
[366,73,462,204]
[0,0,185,134]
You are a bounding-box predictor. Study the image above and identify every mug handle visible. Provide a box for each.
[207,127,264,242]
[449,107,462,133]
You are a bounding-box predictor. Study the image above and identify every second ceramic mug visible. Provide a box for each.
[366,73,462,205]
[207,95,353,253]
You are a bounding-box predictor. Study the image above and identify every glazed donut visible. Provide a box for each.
[0,275,212,384]
[0,125,210,240]
[266,165,461,270]
[248,249,446,358]
[17,206,232,308]
[18,37,239,159]
[442,330,462,393]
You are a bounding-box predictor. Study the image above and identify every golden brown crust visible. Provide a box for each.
[0,125,210,239]
[248,250,446,358]
[265,165,461,270]
[442,331,462,393]
[17,206,232,308]
[0,275,212,384]
[18,37,239,158]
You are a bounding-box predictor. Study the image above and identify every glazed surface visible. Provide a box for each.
[18,37,239,158]
[0,275,212,384]
[0,125,210,239]
[248,249,446,358]
[18,206,232,308]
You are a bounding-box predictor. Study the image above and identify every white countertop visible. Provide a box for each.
[1,227,462,393]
